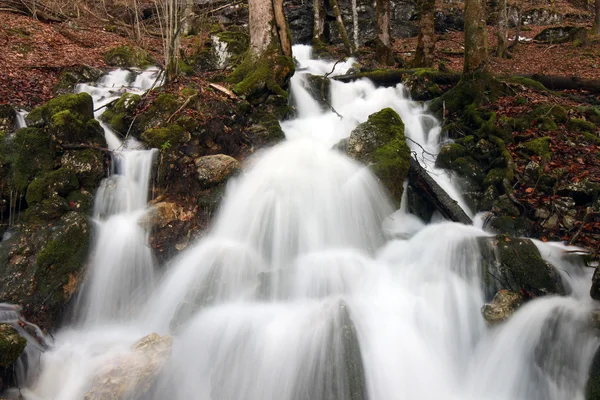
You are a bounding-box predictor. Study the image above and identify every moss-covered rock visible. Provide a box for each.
[479,235,566,296]
[54,65,104,95]
[435,143,466,169]
[61,149,106,189]
[104,45,154,68]
[141,124,189,149]
[346,108,411,206]
[29,92,94,124]
[24,196,70,224]
[25,168,79,206]
[215,28,250,68]
[134,93,181,135]
[567,118,596,133]
[195,154,240,188]
[488,216,531,237]
[100,93,141,134]
[0,324,27,367]
[3,127,56,192]
[517,137,551,161]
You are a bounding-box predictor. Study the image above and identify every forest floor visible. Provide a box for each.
[0,9,598,256]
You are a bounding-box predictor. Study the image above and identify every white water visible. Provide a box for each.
[12,48,598,400]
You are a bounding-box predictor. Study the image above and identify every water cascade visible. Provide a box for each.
[10,48,598,400]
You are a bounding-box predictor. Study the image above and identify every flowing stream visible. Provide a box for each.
[10,47,599,400]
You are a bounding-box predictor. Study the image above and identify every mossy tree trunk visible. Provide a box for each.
[228,0,295,101]
[496,0,508,58]
[331,0,354,54]
[181,0,195,36]
[463,0,489,75]
[412,0,436,67]
[375,0,394,65]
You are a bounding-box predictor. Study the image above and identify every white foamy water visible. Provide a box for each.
[11,48,598,400]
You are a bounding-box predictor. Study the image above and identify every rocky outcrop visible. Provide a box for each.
[103,45,154,69]
[84,333,172,400]
[479,235,566,296]
[195,154,240,188]
[346,108,411,206]
[0,105,16,136]
[0,323,27,391]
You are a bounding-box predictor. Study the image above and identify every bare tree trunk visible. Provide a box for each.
[463,0,488,74]
[330,0,353,54]
[412,0,436,67]
[595,0,600,34]
[181,0,195,36]
[375,0,393,65]
[249,0,276,55]
[496,0,508,57]
[313,0,326,48]
[155,0,182,83]
[508,1,523,51]
[351,0,359,50]
[273,0,292,56]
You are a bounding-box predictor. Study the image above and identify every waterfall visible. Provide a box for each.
[13,48,598,400]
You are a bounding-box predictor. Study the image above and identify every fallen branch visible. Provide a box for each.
[333,69,461,87]
[407,157,472,225]
[167,93,198,123]
[208,83,236,99]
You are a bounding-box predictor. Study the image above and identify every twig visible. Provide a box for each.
[209,83,236,99]
[209,1,242,13]
[569,207,594,245]
[167,93,198,123]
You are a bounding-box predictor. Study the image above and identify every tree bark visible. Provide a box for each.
[313,0,326,46]
[249,0,276,56]
[352,0,359,50]
[330,0,353,54]
[273,0,292,57]
[408,158,473,225]
[496,0,508,58]
[463,0,488,74]
[181,0,195,36]
[412,0,436,67]
[375,0,393,65]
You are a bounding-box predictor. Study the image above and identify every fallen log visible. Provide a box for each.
[333,69,461,87]
[519,74,600,94]
[407,157,472,225]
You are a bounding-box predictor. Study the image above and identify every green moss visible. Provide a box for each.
[567,118,596,133]
[65,190,94,213]
[0,324,27,367]
[535,117,558,131]
[34,212,90,302]
[506,76,548,92]
[141,124,187,149]
[228,42,295,102]
[582,107,600,124]
[518,137,551,161]
[531,104,568,123]
[104,45,154,68]
[484,167,514,188]
[371,138,411,204]
[100,93,141,133]
[31,93,94,124]
[25,168,79,206]
[5,127,56,191]
[24,196,70,224]
[216,28,250,67]
[179,59,195,75]
[582,131,600,145]
[436,143,467,169]
[431,73,505,117]
[133,93,182,134]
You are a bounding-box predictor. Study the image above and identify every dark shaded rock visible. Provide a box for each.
[488,216,531,237]
[100,93,141,135]
[480,235,566,296]
[104,45,154,68]
[285,0,313,44]
[0,324,26,367]
[534,26,587,44]
[54,65,104,95]
[434,7,464,32]
[0,105,16,136]
[61,149,106,189]
[591,267,600,300]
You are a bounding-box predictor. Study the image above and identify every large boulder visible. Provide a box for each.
[479,235,566,297]
[346,108,411,206]
[103,45,154,68]
[84,333,172,400]
[100,93,141,135]
[0,324,26,367]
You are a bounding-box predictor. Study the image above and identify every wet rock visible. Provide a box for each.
[61,149,106,189]
[482,290,524,325]
[0,105,16,136]
[140,202,184,230]
[479,235,566,296]
[303,74,331,112]
[480,185,499,211]
[542,214,559,230]
[534,207,550,220]
[435,7,464,32]
[54,65,104,95]
[524,161,541,184]
[141,125,190,149]
[491,195,520,217]
[591,267,600,300]
[488,216,531,237]
[285,0,313,44]
[100,93,141,135]
[403,71,443,101]
[0,324,27,367]
[84,333,172,400]
[347,108,411,206]
[195,154,240,188]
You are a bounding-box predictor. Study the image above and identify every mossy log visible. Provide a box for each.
[408,157,473,225]
[516,74,600,94]
[333,69,461,87]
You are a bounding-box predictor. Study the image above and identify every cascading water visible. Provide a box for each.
[11,48,598,400]
[71,69,161,325]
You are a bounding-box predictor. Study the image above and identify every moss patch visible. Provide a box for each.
[141,124,188,149]
[25,168,79,206]
[567,118,596,133]
[104,45,154,68]
[101,93,141,134]
[0,324,27,367]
